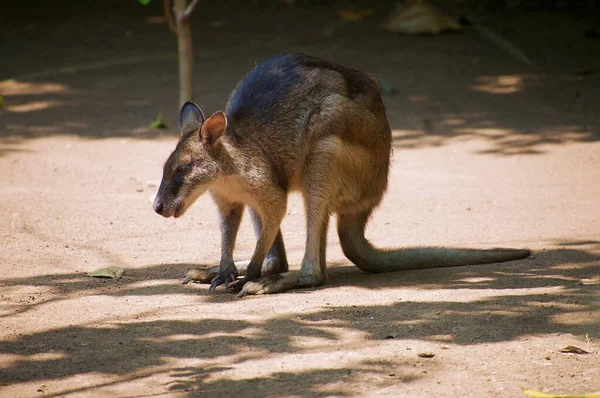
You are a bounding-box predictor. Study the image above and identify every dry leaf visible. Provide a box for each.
[417,352,435,358]
[337,9,374,22]
[381,0,462,35]
[559,345,590,355]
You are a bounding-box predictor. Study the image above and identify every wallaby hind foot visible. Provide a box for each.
[237,272,300,297]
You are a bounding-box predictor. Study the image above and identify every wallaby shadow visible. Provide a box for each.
[1,240,597,396]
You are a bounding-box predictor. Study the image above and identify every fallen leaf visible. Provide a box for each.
[559,345,590,355]
[337,9,374,22]
[150,113,168,129]
[380,0,462,35]
[417,352,435,358]
[87,266,125,279]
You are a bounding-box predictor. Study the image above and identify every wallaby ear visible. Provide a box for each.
[200,111,227,147]
[179,101,205,132]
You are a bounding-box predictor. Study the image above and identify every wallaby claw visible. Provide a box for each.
[209,269,238,291]
[225,277,246,292]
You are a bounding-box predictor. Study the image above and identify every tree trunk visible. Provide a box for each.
[173,0,194,108]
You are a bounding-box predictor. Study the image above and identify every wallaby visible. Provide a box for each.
[153,53,530,297]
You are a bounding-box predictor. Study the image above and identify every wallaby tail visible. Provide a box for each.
[337,212,530,273]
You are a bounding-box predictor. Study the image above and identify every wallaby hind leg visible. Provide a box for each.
[296,188,330,287]
[230,208,289,276]
[246,207,289,275]
[227,191,288,294]
[236,199,297,297]
[237,195,329,296]
[238,151,334,297]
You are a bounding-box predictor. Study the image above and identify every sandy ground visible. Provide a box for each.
[1,2,599,397]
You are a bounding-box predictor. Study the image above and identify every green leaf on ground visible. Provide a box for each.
[138,0,152,5]
[522,388,600,398]
[150,113,168,129]
[87,266,125,279]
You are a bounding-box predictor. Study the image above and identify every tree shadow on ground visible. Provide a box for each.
[0,241,597,396]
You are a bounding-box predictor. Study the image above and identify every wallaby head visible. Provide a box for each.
[153,101,228,218]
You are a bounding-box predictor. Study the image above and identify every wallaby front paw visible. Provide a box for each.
[182,267,219,284]
[209,268,238,291]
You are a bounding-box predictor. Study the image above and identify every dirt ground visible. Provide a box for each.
[1,2,599,397]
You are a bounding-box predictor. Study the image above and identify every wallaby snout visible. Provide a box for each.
[153,199,164,216]
[153,192,184,218]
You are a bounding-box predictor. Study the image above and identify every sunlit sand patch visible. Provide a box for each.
[5,100,64,113]
[0,80,72,96]
[290,327,370,350]
[455,277,495,283]
[0,352,68,368]
[471,75,526,94]
[550,311,600,327]
[138,327,266,344]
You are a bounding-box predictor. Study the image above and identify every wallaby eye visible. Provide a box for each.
[175,163,192,174]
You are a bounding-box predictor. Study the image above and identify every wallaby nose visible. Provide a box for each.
[153,200,164,215]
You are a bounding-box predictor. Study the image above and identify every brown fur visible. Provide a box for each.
[154,54,530,296]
